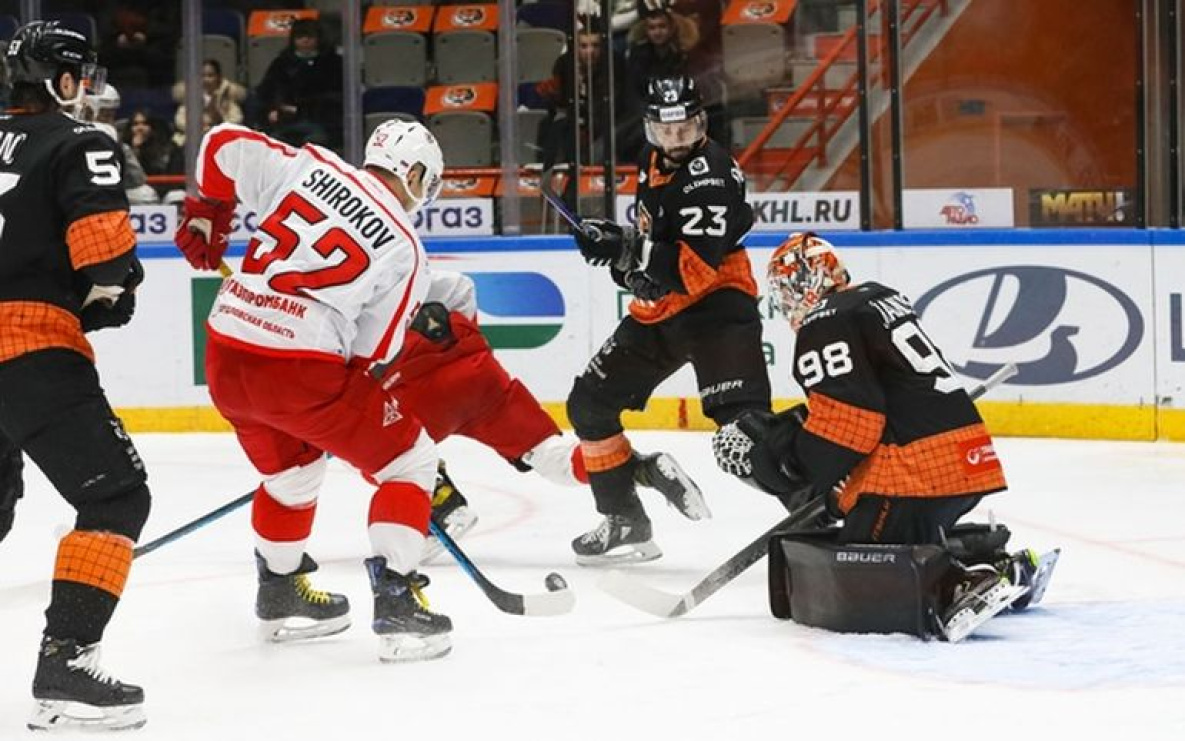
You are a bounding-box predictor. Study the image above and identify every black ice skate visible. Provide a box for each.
[365,556,453,662]
[28,637,146,732]
[256,551,351,642]
[422,460,478,563]
[939,564,1027,643]
[572,513,661,566]
[634,452,711,521]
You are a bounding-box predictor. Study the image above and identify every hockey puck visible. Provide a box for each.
[544,572,568,592]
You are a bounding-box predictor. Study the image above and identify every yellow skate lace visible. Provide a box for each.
[408,577,434,612]
[294,574,333,605]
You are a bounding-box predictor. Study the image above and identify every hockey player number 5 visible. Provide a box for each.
[243,192,370,294]
[85,150,121,186]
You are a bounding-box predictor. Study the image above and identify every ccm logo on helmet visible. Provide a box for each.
[836,551,897,564]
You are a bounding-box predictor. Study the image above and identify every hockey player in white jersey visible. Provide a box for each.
[175,119,452,662]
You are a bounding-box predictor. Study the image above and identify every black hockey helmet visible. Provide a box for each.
[4,21,105,104]
[642,75,707,161]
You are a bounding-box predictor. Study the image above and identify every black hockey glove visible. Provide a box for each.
[712,406,810,497]
[623,269,669,301]
[80,258,144,333]
[409,302,455,345]
[573,218,638,268]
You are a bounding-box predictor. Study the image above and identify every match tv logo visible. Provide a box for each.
[469,272,565,350]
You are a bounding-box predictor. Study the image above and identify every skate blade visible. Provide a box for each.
[421,508,479,564]
[1023,548,1061,607]
[942,582,1027,643]
[651,454,712,521]
[575,540,662,567]
[28,699,146,732]
[377,632,452,663]
[259,614,352,643]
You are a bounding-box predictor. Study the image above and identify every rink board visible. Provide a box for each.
[112,227,1185,440]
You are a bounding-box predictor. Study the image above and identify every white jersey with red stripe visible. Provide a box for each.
[196,123,429,365]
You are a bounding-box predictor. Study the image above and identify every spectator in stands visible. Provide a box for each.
[80,85,160,205]
[122,109,181,178]
[536,15,634,176]
[255,18,344,152]
[624,1,699,102]
[172,59,247,147]
[99,1,179,87]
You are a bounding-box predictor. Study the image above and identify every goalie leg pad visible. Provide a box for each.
[768,529,954,638]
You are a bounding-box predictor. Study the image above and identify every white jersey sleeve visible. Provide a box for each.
[199,125,430,364]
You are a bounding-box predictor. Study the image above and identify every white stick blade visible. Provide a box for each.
[597,570,686,618]
[521,588,577,616]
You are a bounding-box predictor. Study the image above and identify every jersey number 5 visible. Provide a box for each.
[242,192,371,294]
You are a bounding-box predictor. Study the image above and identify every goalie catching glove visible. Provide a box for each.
[175,196,235,270]
[713,405,821,512]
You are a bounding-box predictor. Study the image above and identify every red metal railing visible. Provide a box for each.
[737,0,950,191]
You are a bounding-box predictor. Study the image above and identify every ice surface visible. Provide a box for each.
[2,432,1183,740]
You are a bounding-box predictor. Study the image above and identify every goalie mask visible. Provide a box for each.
[643,76,707,163]
[364,119,444,216]
[5,21,106,109]
[768,232,850,331]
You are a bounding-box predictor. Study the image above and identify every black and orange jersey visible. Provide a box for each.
[790,282,1006,513]
[629,139,756,324]
[0,111,136,363]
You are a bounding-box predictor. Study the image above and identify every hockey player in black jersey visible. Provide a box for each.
[567,75,772,565]
[712,232,1057,641]
[0,21,151,729]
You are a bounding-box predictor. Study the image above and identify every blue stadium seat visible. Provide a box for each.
[363,86,426,119]
[517,3,567,31]
[205,9,245,44]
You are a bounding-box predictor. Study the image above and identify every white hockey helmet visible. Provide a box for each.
[364,119,444,215]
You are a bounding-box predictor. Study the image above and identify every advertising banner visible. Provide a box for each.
[1028,188,1136,227]
[100,231,1173,440]
[615,190,861,231]
[902,188,1014,228]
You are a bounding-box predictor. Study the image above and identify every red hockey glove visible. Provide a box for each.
[175,196,235,270]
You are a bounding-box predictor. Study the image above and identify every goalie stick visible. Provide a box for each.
[598,362,1020,618]
[430,516,576,617]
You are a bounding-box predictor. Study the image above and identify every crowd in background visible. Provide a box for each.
[0,1,849,205]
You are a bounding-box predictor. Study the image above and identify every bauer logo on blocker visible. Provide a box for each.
[915,266,1143,385]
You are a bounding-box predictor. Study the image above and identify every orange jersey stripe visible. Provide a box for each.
[67,211,137,271]
[581,434,633,473]
[0,301,93,363]
[804,392,886,454]
[53,530,134,598]
[836,423,1007,512]
[629,249,758,324]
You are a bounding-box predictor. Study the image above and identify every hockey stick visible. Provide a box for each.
[429,515,576,617]
[598,362,1020,618]
[133,490,254,559]
[540,165,596,237]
